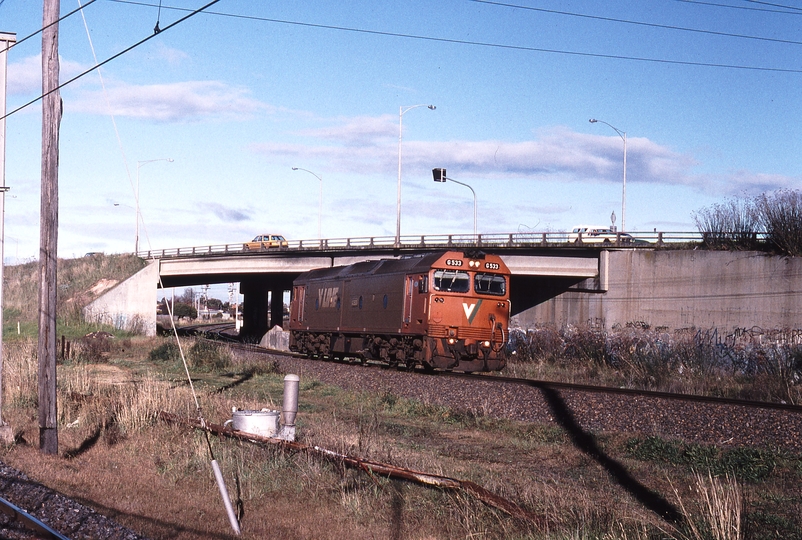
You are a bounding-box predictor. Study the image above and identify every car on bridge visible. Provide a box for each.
[569,225,636,244]
[243,234,289,250]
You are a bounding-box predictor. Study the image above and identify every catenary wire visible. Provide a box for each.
[0,0,223,122]
[746,0,802,12]
[470,0,802,47]
[106,0,802,75]
[675,0,802,14]
[1,0,99,50]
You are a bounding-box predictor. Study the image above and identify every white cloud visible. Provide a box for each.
[7,55,40,95]
[252,120,799,196]
[69,80,274,122]
[198,202,251,222]
[152,43,190,65]
[296,114,397,145]
[7,54,92,96]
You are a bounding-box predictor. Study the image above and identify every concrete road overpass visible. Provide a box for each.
[84,244,611,339]
[84,231,801,340]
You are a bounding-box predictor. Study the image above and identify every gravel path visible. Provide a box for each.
[268,354,802,452]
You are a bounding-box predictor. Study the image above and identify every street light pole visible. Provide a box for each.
[136,158,173,254]
[0,32,15,442]
[396,104,435,247]
[432,168,477,238]
[589,118,627,232]
[292,167,323,240]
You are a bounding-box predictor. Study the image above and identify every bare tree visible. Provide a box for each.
[693,196,761,250]
[758,189,802,257]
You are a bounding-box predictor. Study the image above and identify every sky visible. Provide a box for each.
[1,1,801,281]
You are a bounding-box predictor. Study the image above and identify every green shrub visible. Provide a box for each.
[717,447,776,482]
[148,341,181,363]
[625,436,778,482]
[187,340,232,371]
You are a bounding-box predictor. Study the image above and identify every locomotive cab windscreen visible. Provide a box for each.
[433,269,470,293]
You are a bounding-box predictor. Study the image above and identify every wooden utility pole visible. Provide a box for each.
[39,0,60,455]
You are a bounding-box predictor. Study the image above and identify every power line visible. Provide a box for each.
[470,0,802,47]
[2,0,100,50]
[0,0,223,122]
[675,0,802,15]
[746,0,802,13]
[109,0,802,74]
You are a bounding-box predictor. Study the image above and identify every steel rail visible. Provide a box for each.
[437,371,802,414]
[0,496,71,540]
[212,337,802,415]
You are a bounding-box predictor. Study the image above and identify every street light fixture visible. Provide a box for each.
[292,167,323,241]
[432,168,477,238]
[589,118,627,231]
[396,104,436,247]
[136,158,173,254]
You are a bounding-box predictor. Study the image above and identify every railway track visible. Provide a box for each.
[0,495,70,539]
[0,462,145,540]
[191,326,802,416]
[206,336,802,451]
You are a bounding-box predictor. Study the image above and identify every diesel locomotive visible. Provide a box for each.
[288,251,511,371]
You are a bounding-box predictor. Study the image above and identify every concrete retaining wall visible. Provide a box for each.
[82,260,159,336]
[513,250,802,332]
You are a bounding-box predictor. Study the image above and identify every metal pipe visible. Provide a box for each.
[279,374,299,441]
[211,459,241,535]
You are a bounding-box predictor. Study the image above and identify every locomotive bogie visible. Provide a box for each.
[288,251,511,372]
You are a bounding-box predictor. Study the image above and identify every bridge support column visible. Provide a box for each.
[270,287,285,329]
[239,279,292,342]
[239,279,269,342]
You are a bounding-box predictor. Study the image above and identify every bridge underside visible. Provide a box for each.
[155,251,605,341]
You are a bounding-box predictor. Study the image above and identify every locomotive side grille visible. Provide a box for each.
[429,324,493,340]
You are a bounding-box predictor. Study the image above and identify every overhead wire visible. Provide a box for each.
[106,0,802,75]
[746,0,802,12]
[2,0,100,50]
[470,0,802,47]
[675,0,802,14]
[0,0,224,122]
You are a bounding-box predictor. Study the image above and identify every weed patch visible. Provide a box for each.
[625,436,783,482]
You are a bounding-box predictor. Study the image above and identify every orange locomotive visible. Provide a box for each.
[288,251,510,371]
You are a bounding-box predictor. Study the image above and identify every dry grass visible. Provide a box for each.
[506,325,802,405]
[3,253,146,334]
[0,337,798,539]
[670,472,743,540]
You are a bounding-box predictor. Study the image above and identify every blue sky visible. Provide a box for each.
[1,0,801,267]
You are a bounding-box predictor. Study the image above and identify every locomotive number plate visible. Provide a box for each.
[484,262,500,270]
[445,259,463,267]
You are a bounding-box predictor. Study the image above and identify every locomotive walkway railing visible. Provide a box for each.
[136,230,743,260]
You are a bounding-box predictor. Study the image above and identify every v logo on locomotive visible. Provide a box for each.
[462,299,483,324]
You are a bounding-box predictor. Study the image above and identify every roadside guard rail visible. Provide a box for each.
[137,231,764,259]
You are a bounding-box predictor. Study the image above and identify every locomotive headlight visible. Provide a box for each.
[447,338,457,345]
[469,260,479,268]
[482,340,491,348]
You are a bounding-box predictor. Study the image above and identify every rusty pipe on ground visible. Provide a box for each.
[158,411,542,525]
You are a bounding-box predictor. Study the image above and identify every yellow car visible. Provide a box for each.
[243,234,288,250]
